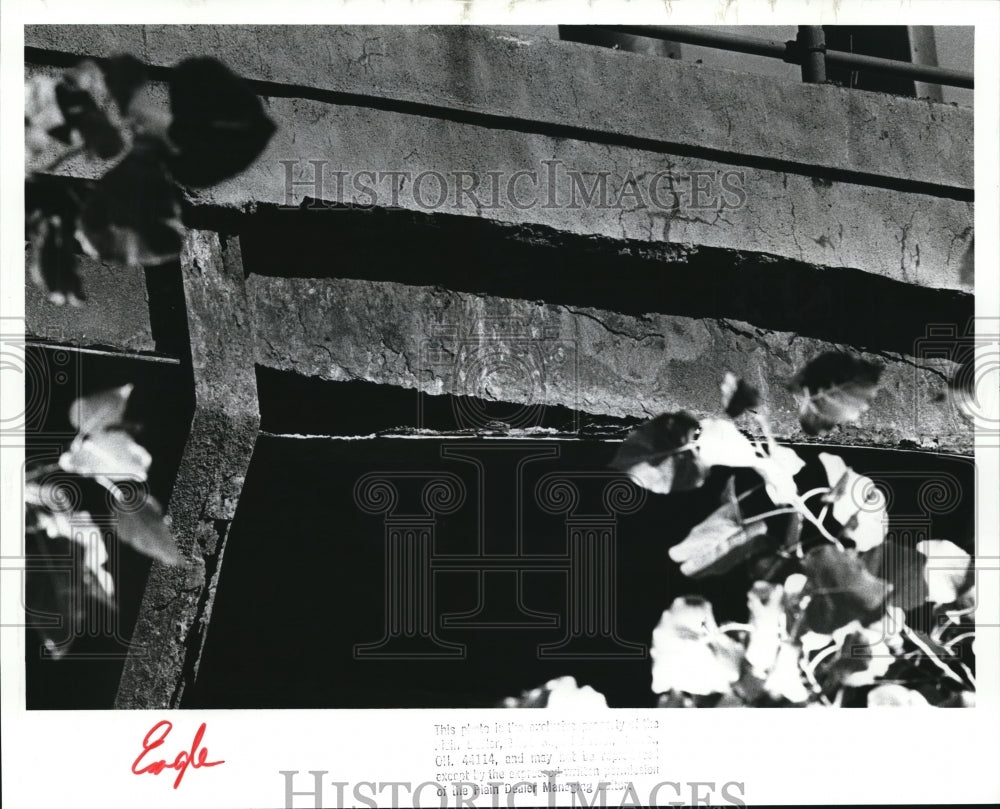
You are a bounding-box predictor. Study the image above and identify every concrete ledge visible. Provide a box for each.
[25,24,973,191]
[25,254,156,352]
[251,276,970,453]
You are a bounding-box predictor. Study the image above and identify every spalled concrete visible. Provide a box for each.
[25,24,972,191]
[251,276,970,453]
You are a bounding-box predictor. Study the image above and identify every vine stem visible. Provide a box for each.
[37,143,86,175]
[803,642,838,689]
[752,412,778,455]
[94,474,126,502]
[943,631,975,650]
[718,622,753,636]
[790,496,844,549]
[24,462,63,482]
[748,411,843,549]
[931,613,957,642]
[742,507,799,525]
[900,626,964,686]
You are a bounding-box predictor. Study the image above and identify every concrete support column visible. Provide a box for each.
[114,231,260,708]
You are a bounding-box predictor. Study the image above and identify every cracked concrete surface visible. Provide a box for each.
[25,24,972,190]
[115,233,260,709]
[25,54,974,294]
[252,276,971,452]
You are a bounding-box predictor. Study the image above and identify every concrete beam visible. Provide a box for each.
[27,61,974,294]
[238,95,971,291]
[251,276,970,453]
[25,24,973,191]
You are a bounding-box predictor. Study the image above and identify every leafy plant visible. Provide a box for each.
[25,53,276,304]
[504,352,975,708]
[24,384,181,658]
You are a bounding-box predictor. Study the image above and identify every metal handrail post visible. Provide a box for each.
[798,26,827,83]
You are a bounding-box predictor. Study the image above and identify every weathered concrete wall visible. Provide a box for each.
[22,26,976,710]
[24,25,974,451]
[25,24,972,191]
[252,276,969,452]
[27,63,974,294]
[25,254,156,352]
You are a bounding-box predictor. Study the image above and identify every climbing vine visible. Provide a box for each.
[24,52,275,656]
[504,354,975,708]
[26,52,275,303]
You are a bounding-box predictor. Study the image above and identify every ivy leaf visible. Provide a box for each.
[53,59,128,160]
[763,641,811,703]
[754,444,805,506]
[25,530,115,660]
[720,372,760,417]
[25,73,76,173]
[76,143,184,267]
[745,581,785,675]
[60,429,152,483]
[861,540,928,610]
[610,411,706,494]
[97,54,148,114]
[69,383,132,435]
[914,539,974,607]
[789,352,882,436]
[802,545,890,634]
[823,621,895,688]
[25,533,82,660]
[668,478,769,578]
[112,496,182,565]
[650,596,744,696]
[501,676,608,709]
[818,453,887,552]
[26,209,85,306]
[67,510,115,598]
[867,683,930,707]
[31,506,112,596]
[167,57,276,187]
[695,417,760,469]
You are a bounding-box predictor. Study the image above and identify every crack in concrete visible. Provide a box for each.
[564,306,665,342]
[860,346,952,382]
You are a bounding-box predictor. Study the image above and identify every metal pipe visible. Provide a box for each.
[610,24,789,59]
[798,26,826,83]
[824,49,974,88]
[602,25,974,89]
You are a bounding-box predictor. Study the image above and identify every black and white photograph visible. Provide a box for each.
[3,1,999,806]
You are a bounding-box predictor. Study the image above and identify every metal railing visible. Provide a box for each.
[602,25,974,89]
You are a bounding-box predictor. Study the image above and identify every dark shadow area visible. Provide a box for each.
[185,434,973,709]
[143,261,189,358]
[824,26,918,96]
[24,345,194,708]
[256,366,635,438]
[238,205,973,359]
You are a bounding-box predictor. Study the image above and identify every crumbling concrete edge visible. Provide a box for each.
[114,231,260,709]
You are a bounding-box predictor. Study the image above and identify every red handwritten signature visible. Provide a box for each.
[132,720,225,789]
